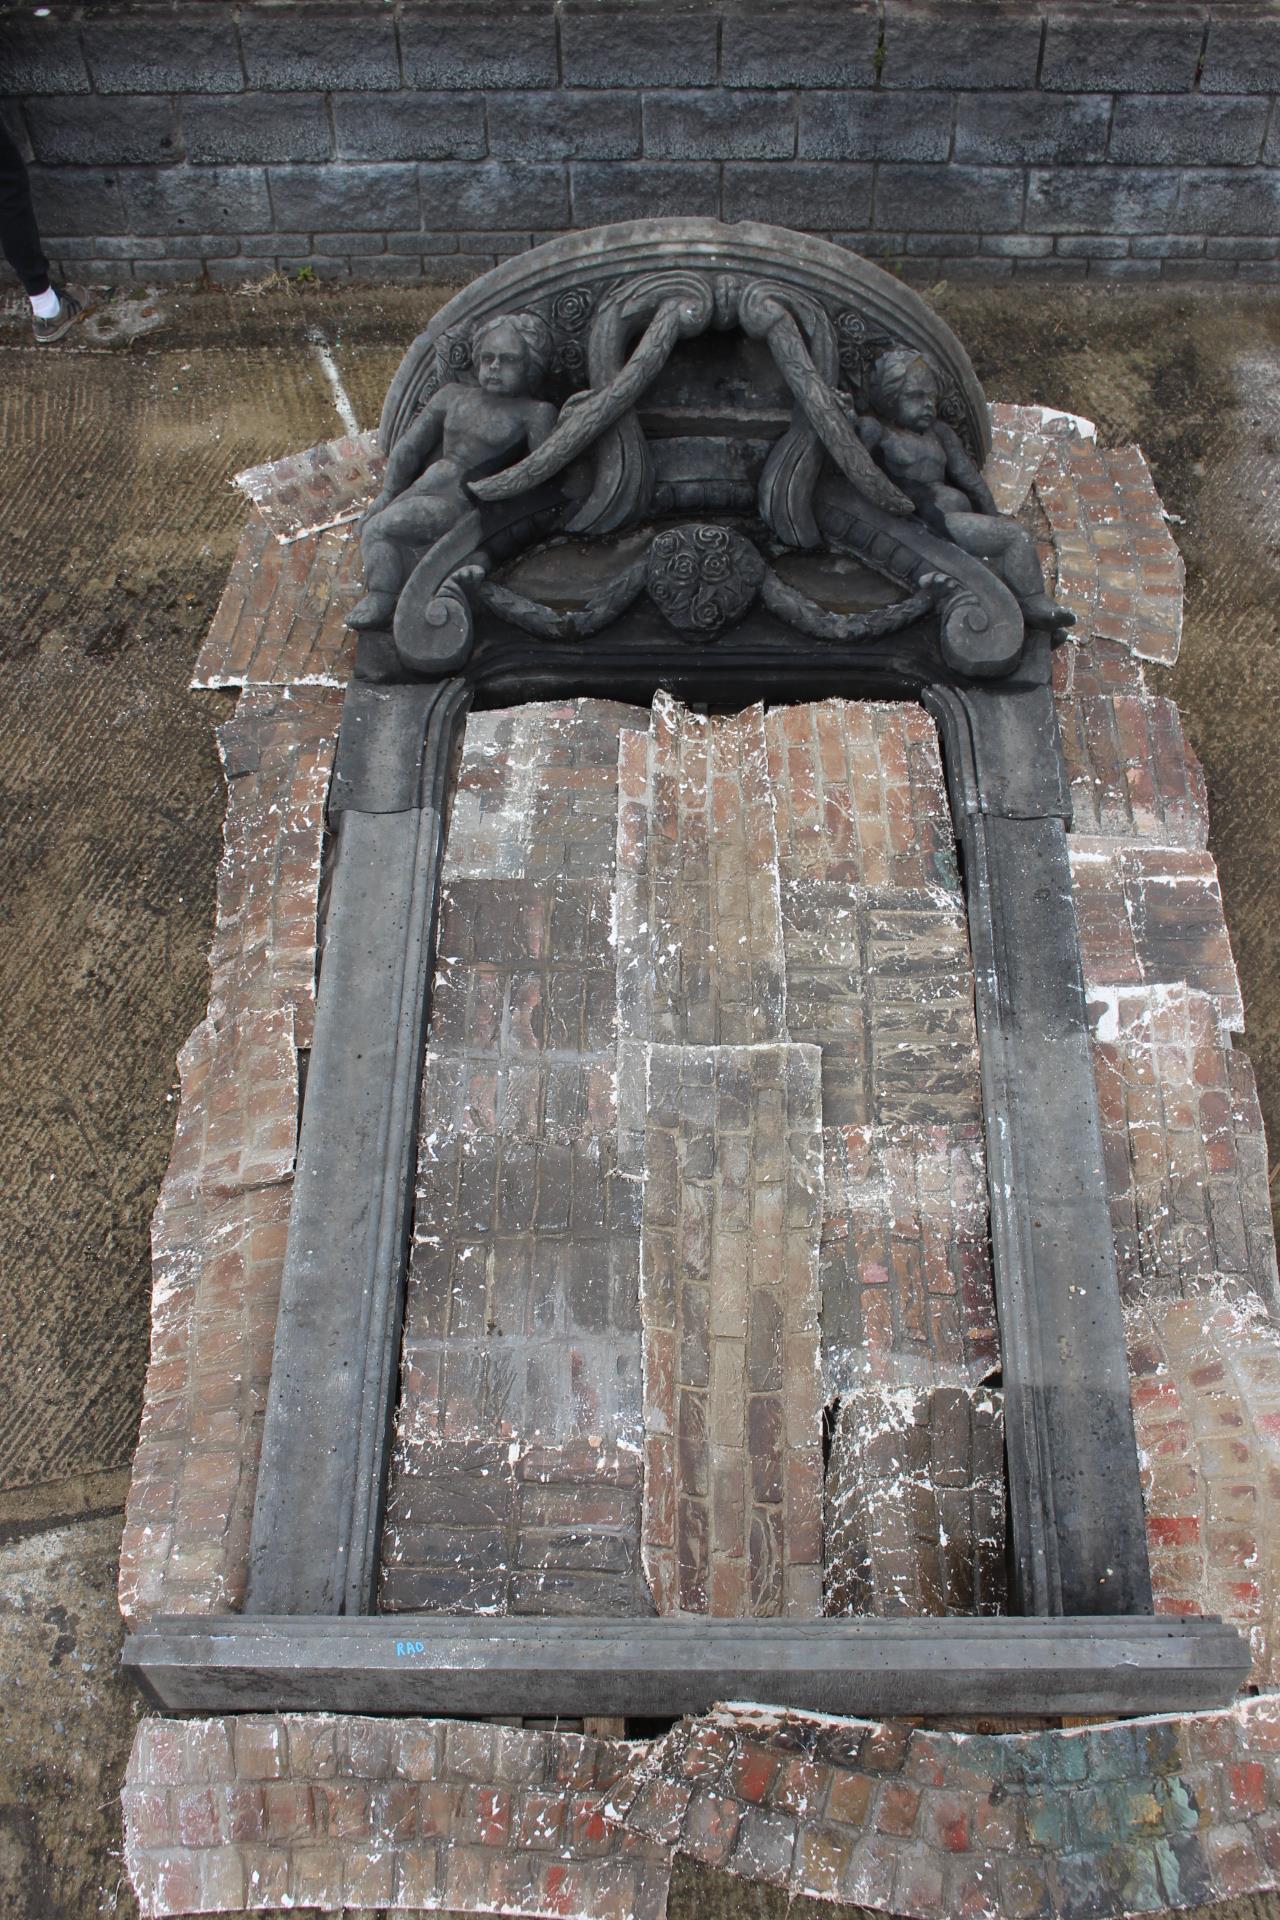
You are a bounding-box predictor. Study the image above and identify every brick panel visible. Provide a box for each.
[640,1042,824,1619]
[382,700,650,1615]
[1084,982,1274,1310]
[120,685,341,1620]
[193,515,361,690]
[1072,843,1244,1032]
[1058,691,1209,848]
[1129,1290,1280,1683]
[232,429,384,541]
[1037,441,1185,664]
[821,1125,998,1397]
[126,1694,1280,1919]
[825,1386,1006,1617]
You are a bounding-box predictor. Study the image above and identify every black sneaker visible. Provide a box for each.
[32,284,93,344]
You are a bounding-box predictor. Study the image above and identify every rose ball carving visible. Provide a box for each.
[644,524,766,640]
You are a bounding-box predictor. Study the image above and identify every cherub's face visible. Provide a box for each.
[893,362,938,431]
[474,323,530,396]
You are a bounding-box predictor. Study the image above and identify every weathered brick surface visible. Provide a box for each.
[1129,1290,1280,1682]
[126,1694,1280,1919]
[1058,691,1209,848]
[825,1386,1006,1617]
[640,1042,824,1619]
[1037,441,1185,664]
[1085,979,1276,1314]
[382,701,651,1616]
[232,429,384,541]
[611,692,994,1617]
[1072,842,1244,1033]
[821,1125,998,1398]
[193,513,360,690]
[120,685,340,1621]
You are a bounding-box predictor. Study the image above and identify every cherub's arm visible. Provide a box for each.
[856,412,886,454]
[937,421,999,516]
[372,388,452,508]
[526,400,559,452]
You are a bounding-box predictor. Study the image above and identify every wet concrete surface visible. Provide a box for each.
[0,276,1276,1919]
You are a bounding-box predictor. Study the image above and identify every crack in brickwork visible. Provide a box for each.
[640,1042,824,1618]
[382,700,652,1616]
[120,685,341,1622]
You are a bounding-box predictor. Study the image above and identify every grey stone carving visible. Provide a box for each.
[467,520,947,646]
[349,224,1053,674]
[349,311,557,632]
[859,347,1075,635]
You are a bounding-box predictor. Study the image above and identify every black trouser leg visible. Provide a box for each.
[0,121,51,296]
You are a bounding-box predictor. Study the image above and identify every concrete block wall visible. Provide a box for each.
[2,2,1278,289]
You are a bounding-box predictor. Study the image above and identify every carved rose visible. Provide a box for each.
[551,286,594,333]
[439,330,472,372]
[644,524,765,641]
[556,339,587,381]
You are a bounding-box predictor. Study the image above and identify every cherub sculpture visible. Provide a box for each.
[348,312,559,632]
[858,348,1074,635]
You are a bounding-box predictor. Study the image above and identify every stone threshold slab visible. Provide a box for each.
[124,1614,1248,1719]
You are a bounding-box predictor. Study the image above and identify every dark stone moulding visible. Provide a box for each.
[131,218,1245,1718]
[124,1615,1248,1720]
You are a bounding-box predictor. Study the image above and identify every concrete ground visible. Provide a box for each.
[0,275,1276,1920]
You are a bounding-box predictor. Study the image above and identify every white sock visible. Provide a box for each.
[30,286,61,320]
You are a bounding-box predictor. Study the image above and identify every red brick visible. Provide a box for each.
[876,1781,922,1837]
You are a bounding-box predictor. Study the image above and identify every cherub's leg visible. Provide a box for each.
[941,511,1074,632]
[349,494,454,630]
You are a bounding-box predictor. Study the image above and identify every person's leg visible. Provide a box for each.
[0,119,52,296]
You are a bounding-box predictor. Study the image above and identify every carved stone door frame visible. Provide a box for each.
[124,222,1247,1717]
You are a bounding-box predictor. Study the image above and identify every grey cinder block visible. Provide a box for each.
[24,96,177,168]
[268,162,421,231]
[722,161,873,229]
[720,7,879,88]
[82,11,243,95]
[643,92,797,161]
[26,166,128,238]
[184,95,333,167]
[400,8,558,89]
[954,92,1111,166]
[331,93,486,162]
[240,6,400,91]
[876,164,1024,233]
[1109,95,1270,168]
[486,91,641,161]
[415,160,570,230]
[1201,17,1280,95]
[121,165,274,234]
[1040,12,1204,93]
[798,92,952,163]
[0,18,91,95]
[881,2,1043,90]
[1025,166,1180,233]
[569,160,719,225]
[560,9,718,89]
